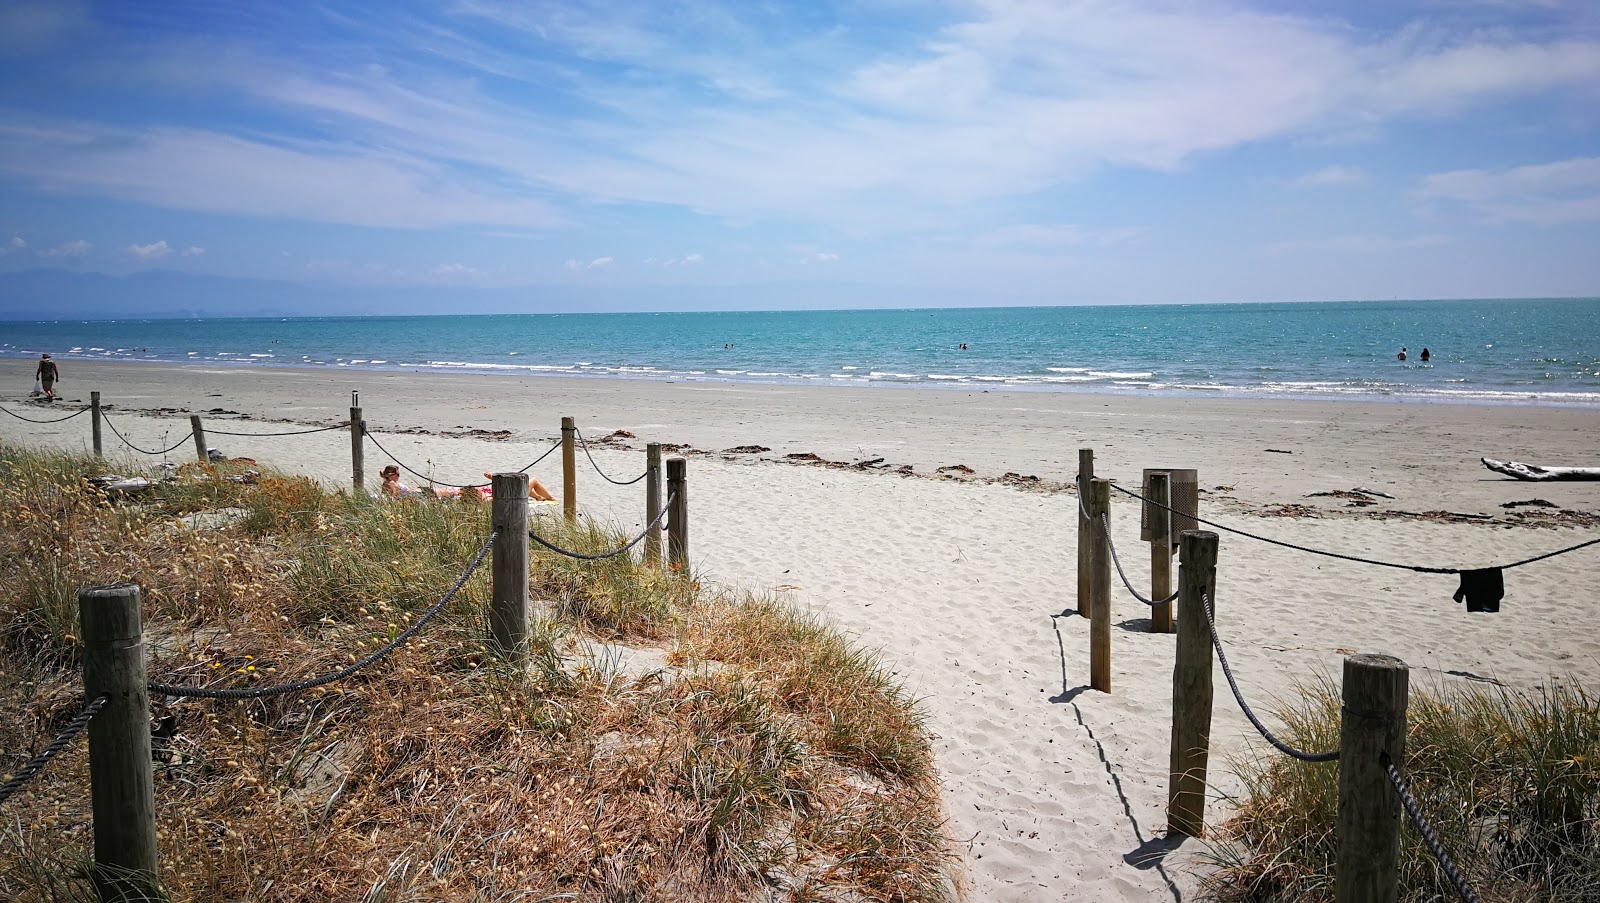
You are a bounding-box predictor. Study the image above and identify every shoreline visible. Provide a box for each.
[6,357,1600,901]
[4,352,1598,409]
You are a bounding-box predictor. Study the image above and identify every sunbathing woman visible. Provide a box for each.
[379,465,557,501]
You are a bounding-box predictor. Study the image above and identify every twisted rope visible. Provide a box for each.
[365,430,562,490]
[575,428,648,485]
[149,531,497,699]
[1108,482,1600,574]
[0,695,108,806]
[204,422,349,437]
[529,494,673,561]
[1079,488,1177,607]
[0,404,88,424]
[103,415,194,456]
[1199,591,1340,762]
[1382,751,1482,903]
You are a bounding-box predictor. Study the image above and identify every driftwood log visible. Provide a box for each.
[1482,458,1600,482]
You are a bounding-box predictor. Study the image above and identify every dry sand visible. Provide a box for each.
[5,359,1600,902]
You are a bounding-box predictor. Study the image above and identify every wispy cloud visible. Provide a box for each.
[3,3,1596,237]
[565,257,613,271]
[1289,165,1368,188]
[37,239,91,258]
[1416,157,1600,225]
[181,246,204,256]
[0,236,25,255]
[1261,233,1454,255]
[127,240,172,259]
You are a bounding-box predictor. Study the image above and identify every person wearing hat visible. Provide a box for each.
[34,354,60,400]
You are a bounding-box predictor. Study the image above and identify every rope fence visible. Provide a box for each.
[204,421,349,438]
[102,414,194,456]
[575,427,648,485]
[529,493,673,561]
[0,404,89,425]
[149,530,498,700]
[363,429,561,490]
[1383,751,1482,903]
[1108,480,1600,574]
[1198,591,1339,762]
[0,695,108,807]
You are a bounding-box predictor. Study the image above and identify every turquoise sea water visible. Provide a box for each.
[4,298,1599,407]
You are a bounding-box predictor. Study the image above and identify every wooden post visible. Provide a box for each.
[645,443,663,566]
[1077,448,1094,617]
[1089,478,1112,693]
[561,416,577,523]
[350,405,365,495]
[1149,471,1174,633]
[79,584,160,898]
[666,457,688,572]
[490,473,530,658]
[91,391,103,457]
[1336,654,1409,903]
[1168,530,1218,837]
[190,414,208,464]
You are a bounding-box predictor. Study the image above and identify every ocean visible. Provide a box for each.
[3,298,1598,407]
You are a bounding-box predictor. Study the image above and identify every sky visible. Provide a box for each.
[1,0,1598,309]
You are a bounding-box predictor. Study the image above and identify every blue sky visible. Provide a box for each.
[1,0,1598,308]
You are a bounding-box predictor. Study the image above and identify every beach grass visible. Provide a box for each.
[1203,675,1600,902]
[0,443,954,902]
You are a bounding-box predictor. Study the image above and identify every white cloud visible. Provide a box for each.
[1415,157,1600,225]
[37,239,90,258]
[564,256,614,271]
[799,251,839,264]
[431,262,484,279]
[127,240,172,259]
[1290,165,1368,188]
[0,236,25,255]
[1261,233,1453,255]
[181,246,204,256]
[0,121,567,230]
[661,253,704,266]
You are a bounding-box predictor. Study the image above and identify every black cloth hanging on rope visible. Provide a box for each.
[1453,567,1504,613]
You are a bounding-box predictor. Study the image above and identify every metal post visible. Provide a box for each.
[645,442,663,566]
[667,457,688,572]
[79,583,160,898]
[1336,654,1409,903]
[490,473,530,659]
[91,391,103,456]
[190,414,208,464]
[1149,471,1174,633]
[1089,478,1112,693]
[1077,448,1094,616]
[1168,530,1218,837]
[561,416,577,523]
[350,404,365,495]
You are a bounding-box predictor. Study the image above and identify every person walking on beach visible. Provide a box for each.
[1397,347,1407,362]
[34,354,59,400]
[1420,347,1431,363]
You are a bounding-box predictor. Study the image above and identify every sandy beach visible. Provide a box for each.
[5,358,1600,902]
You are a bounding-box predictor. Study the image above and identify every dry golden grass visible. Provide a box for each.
[0,443,955,902]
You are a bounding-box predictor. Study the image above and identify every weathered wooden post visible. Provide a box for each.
[1089,478,1112,693]
[1336,654,1409,903]
[667,457,688,572]
[350,392,365,496]
[90,391,104,457]
[1077,448,1094,616]
[189,414,208,464]
[79,584,160,898]
[490,473,530,659]
[1168,530,1218,836]
[561,416,577,523]
[1149,471,1174,633]
[645,442,663,566]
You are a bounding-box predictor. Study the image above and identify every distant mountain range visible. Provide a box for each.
[0,268,1010,320]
